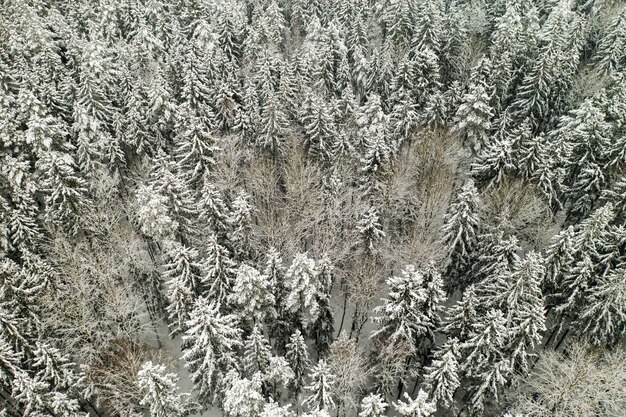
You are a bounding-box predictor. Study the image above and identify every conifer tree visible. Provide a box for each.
[356,206,385,254]
[302,360,336,412]
[137,361,192,417]
[242,325,272,376]
[182,299,242,404]
[576,267,626,347]
[222,373,266,417]
[205,233,237,304]
[229,264,275,325]
[424,338,461,408]
[36,151,91,235]
[452,83,494,153]
[441,285,479,340]
[359,393,388,417]
[174,110,219,188]
[595,10,626,73]
[284,253,319,328]
[394,390,436,417]
[442,180,480,289]
[285,329,310,396]
[371,265,430,351]
[163,241,208,336]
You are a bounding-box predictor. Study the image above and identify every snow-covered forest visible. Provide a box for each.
[0,0,625,416]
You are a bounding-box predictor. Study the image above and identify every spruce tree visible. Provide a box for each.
[442,180,480,290]
[182,299,242,404]
[285,329,310,396]
[302,360,336,412]
[137,361,192,417]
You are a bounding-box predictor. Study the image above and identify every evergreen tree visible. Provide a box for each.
[452,83,494,153]
[174,109,219,188]
[137,361,192,417]
[35,151,91,235]
[227,191,253,258]
[359,393,388,417]
[394,390,436,417]
[302,360,336,412]
[576,267,626,347]
[284,253,319,328]
[163,241,208,336]
[222,373,266,417]
[242,325,272,376]
[356,206,385,254]
[441,285,479,340]
[442,180,480,289]
[182,299,242,404]
[371,265,430,351]
[205,233,237,304]
[424,338,461,408]
[285,329,310,396]
[595,10,626,73]
[228,264,275,325]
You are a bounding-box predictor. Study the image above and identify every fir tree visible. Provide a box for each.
[222,373,266,417]
[356,206,385,254]
[163,241,208,336]
[576,267,626,347]
[284,253,319,328]
[441,285,479,340]
[205,233,237,304]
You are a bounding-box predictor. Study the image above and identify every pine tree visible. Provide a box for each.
[137,361,192,417]
[496,252,546,373]
[302,360,336,412]
[424,338,461,408]
[285,329,310,395]
[227,191,253,258]
[557,100,612,220]
[442,180,480,289]
[261,400,295,417]
[35,150,91,235]
[472,234,521,289]
[394,390,436,417]
[471,136,515,187]
[359,393,388,417]
[462,309,509,377]
[182,299,242,404]
[301,91,336,162]
[174,109,219,188]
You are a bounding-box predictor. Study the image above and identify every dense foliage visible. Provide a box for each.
[0,0,624,416]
